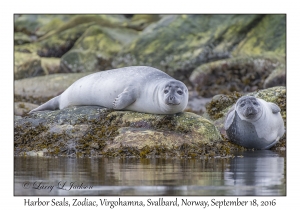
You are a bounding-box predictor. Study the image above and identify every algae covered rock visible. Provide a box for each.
[189,56,285,97]
[203,86,286,148]
[14,32,31,45]
[14,14,73,37]
[15,52,64,80]
[232,14,286,56]
[13,106,232,158]
[60,25,139,73]
[263,63,286,88]
[113,14,285,83]
[14,52,44,79]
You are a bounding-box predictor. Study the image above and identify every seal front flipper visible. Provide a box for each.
[268,102,281,113]
[224,106,235,130]
[112,86,138,110]
[29,96,60,114]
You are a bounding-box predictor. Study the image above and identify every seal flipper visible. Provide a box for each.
[224,106,236,130]
[268,102,281,113]
[112,86,138,110]
[29,96,60,114]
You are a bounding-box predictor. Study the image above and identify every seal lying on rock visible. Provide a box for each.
[29,66,189,114]
[224,96,285,149]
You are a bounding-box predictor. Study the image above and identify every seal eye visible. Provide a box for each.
[177,90,183,95]
[253,102,258,105]
[240,103,245,107]
[164,90,169,94]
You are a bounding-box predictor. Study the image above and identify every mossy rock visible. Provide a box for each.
[113,14,285,83]
[126,14,161,30]
[263,63,286,88]
[189,56,285,97]
[36,15,131,58]
[14,52,44,79]
[14,52,64,79]
[60,25,139,73]
[232,14,286,56]
[40,57,62,74]
[14,14,73,37]
[37,22,94,58]
[203,86,286,149]
[14,106,241,158]
[14,32,31,45]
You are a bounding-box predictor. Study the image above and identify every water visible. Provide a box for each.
[14,150,286,196]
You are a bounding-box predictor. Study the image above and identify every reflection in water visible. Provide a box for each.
[14,150,285,196]
[224,150,286,195]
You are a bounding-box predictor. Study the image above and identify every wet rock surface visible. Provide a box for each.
[14,106,241,158]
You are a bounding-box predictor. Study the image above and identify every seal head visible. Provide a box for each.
[235,96,263,121]
[156,80,188,114]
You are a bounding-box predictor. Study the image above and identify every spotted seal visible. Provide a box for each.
[29,66,189,114]
[224,96,285,149]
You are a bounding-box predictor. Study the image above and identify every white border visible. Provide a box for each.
[3,0,298,209]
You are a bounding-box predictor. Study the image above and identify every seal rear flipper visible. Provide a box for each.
[112,86,138,110]
[268,102,281,113]
[28,96,60,114]
[262,136,280,149]
[224,107,236,130]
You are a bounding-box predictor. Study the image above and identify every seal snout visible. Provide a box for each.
[245,106,258,117]
[166,95,180,105]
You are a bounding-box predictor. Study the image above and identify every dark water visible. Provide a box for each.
[14,150,286,196]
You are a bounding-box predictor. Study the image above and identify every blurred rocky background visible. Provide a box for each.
[14,14,286,115]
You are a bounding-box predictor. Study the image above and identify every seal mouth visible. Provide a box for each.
[244,112,258,119]
[166,102,180,106]
[246,113,256,117]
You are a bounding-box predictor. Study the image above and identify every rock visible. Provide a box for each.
[36,15,131,58]
[37,22,92,58]
[41,57,62,74]
[14,14,73,37]
[60,25,139,73]
[232,14,286,56]
[264,64,286,88]
[14,72,94,104]
[189,56,284,97]
[14,32,31,45]
[14,52,64,79]
[13,106,235,158]
[14,102,38,116]
[14,52,43,79]
[203,86,286,148]
[38,15,129,41]
[113,14,285,83]
[126,14,161,30]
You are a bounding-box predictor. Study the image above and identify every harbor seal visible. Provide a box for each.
[29,66,189,114]
[224,96,285,149]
